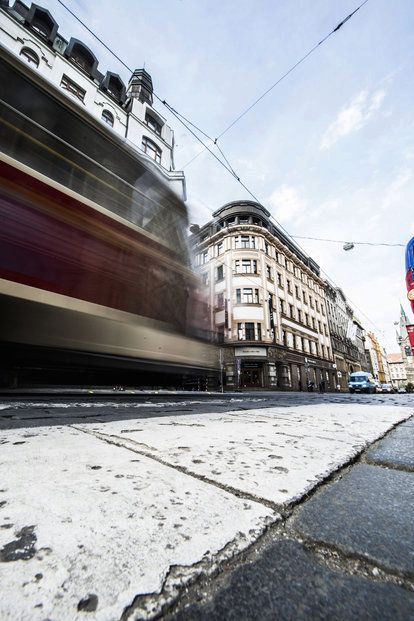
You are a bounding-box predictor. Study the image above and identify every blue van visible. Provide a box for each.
[348,372,377,394]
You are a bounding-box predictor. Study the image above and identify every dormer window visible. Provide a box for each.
[145,113,162,137]
[100,72,126,104]
[20,47,39,67]
[26,5,58,43]
[141,136,161,163]
[65,38,98,79]
[101,109,114,127]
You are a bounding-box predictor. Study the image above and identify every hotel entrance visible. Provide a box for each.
[240,361,264,388]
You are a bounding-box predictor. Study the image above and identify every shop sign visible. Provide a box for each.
[235,346,267,358]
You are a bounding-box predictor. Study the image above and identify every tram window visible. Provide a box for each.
[142,136,162,163]
[20,47,39,67]
[60,75,86,102]
[102,109,114,127]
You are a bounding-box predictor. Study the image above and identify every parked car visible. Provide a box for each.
[381,384,394,394]
[348,372,377,394]
[398,387,407,393]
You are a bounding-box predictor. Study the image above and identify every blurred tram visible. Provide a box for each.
[0,48,217,386]
[406,236,414,313]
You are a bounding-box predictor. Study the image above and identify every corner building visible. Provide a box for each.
[192,201,336,390]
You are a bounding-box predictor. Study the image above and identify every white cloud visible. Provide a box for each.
[320,89,386,150]
[268,185,307,224]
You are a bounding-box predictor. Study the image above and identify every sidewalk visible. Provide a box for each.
[0,403,413,620]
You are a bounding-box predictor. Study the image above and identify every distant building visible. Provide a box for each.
[387,353,407,389]
[365,332,390,384]
[191,200,336,391]
[324,284,368,390]
[0,0,185,197]
[395,304,414,385]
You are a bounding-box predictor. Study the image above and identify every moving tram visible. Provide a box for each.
[0,50,217,386]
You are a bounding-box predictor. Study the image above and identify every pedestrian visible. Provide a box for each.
[336,383,341,392]
[319,379,325,393]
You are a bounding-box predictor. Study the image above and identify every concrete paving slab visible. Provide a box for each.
[366,423,414,470]
[79,404,410,506]
[0,426,274,621]
[166,539,414,621]
[292,464,414,575]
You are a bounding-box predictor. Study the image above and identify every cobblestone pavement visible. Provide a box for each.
[0,393,413,620]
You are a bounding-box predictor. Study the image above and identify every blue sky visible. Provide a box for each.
[43,0,414,349]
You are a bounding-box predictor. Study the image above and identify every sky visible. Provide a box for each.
[37,0,414,350]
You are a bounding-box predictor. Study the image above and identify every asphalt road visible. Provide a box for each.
[0,390,412,430]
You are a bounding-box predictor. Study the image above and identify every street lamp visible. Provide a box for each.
[343,242,354,251]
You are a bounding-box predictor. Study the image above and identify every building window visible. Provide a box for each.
[216,265,224,281]
[20,47,39,67]
[235,259,257,274]
[324,324,328,336]
[142,136,162,163]
[236,288,259,304]
[145,112,162,136]
[279,299,285,315]
[216,293,224,309]
[282,330,287,346]
[265,241,269,255]
[277,253,285,266]
[321,304,325,316]
[235,235,255,249]
[312,317,316,330]
[60,75,86,102]
[101,109,114,127]
[245,322,255,340]
[309,296,314,309]
[295,285,300,300]
[289,304,295,319]
[277,273,283,288]
[303,291,307,304]
[298,309,302,323]
[315,300,320,312]
[318,320,322,333]
[238,322,243,339]
[217,241,224,255]
[257,323,262,341]
[305,313,309,326]
[287,279,292,294]
[201,272,208,285]
[266,264,272,280]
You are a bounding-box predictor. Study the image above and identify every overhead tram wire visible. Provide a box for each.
[181,0,371,169]
[215,0,370,142]
[56,0,383,335]
[292,236,405,248]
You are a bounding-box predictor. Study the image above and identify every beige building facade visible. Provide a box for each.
[192,201,336,391]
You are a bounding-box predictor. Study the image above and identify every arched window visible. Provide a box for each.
[101,109,114,127]
[20,47,39,67]
[141,136,162,164]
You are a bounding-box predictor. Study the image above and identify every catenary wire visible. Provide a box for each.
[215,0,370,141]
[292,236,405,247]
[54,0,385,336]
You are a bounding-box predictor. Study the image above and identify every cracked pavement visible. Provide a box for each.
[0,394,413,620]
